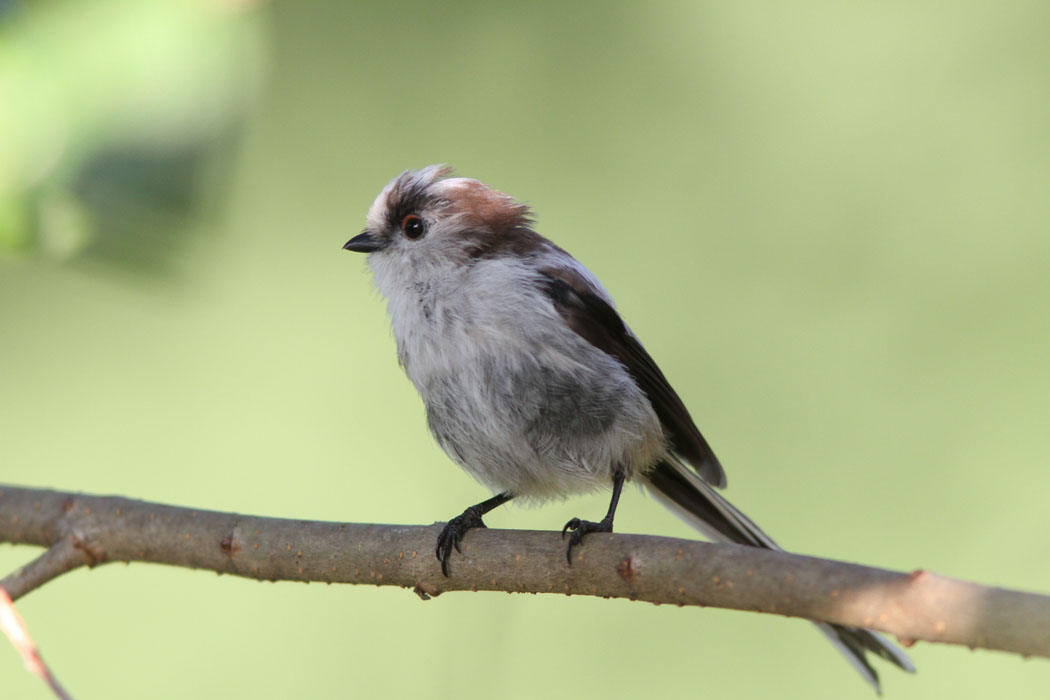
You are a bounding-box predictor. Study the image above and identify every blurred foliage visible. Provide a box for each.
[1,1,1049,699]
[0,0,263,266]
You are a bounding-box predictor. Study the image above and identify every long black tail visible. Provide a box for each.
[642,460,915,694]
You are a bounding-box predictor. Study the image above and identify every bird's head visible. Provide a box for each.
[344,166,541,278]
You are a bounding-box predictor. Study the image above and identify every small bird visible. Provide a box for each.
[343,166,914,691]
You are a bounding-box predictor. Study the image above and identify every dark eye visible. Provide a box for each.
[401,214,425,240]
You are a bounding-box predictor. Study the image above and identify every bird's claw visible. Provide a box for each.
[561,518,582,539]
[561,517,613,565]
[436,510,488,577]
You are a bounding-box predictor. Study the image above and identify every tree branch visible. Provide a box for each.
[1,485,1048,659]
[0,537,89,601]
[1,589,76,700]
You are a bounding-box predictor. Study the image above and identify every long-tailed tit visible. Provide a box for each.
[343,166,914,691]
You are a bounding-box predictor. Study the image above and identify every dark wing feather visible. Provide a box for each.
[538,268,726,488]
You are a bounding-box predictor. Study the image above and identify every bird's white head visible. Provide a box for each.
[344,166,544,280]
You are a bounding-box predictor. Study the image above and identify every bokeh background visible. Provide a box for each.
[2,1,1048,698]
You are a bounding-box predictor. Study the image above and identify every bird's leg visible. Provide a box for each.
[562,470,626,565]
[436,492,513,576]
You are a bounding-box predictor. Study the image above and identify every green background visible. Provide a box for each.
[2,1,1048,698]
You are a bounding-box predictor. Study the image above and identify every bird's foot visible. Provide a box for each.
[561,516,613,565]
[436,508,489,577]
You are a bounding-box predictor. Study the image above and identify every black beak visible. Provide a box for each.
[343,231,387,253]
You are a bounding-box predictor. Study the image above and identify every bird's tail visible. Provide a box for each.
[641,460,915,694]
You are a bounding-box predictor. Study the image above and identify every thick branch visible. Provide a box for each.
[1,485,1048,659]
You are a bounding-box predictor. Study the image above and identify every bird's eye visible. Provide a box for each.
[401,214,425,240]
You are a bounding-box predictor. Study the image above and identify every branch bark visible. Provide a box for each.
[2,485,1048,659]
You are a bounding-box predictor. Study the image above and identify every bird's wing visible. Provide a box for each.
[537,266,726,488]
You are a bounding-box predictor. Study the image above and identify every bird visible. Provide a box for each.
[342,165,915,692]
